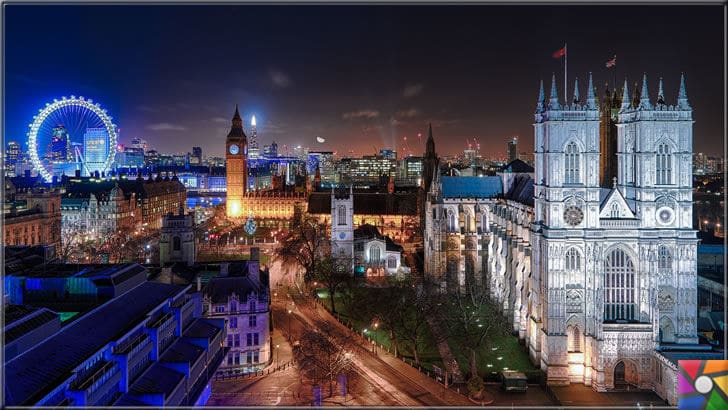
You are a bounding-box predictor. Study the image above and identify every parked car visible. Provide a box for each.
[500,371,528,392]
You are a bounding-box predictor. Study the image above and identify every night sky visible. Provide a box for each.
[4,5,724,158]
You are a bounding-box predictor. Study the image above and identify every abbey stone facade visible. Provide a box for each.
[425,72,700,404]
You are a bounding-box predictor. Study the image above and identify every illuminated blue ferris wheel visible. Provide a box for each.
[27,96,117,182]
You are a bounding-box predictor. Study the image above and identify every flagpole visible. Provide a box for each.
[564,43,568,103]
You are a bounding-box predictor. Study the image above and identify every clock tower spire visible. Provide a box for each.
[226,104,248,218]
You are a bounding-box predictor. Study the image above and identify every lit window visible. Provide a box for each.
[604,248,636,322]
[656,144,672,185]
[564,142,581,184]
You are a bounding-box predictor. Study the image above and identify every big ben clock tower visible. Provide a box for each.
[226,104,248,218]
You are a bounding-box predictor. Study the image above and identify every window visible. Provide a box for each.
[227,334,233,347]
[234,333,240,347]
[610,202,621,218]
[173,236,181,251]
[246,333,259,346]
[432,208,436,220]
[658,246,672,274]
[246,350,259,364]
[338,205,347,225]
[249,315,257,327]
[230,317,238,328]
[227,353,233,366]
[604,248,636,321]
[215,305,225,313]
[465,211,472,233]
[230,300,237,312]
[387,256,397,269]
[249,300,256,312]
[234,351,241,365]
[565,248,581,284]
[448,209,456,232]
[564,142,581,184]
[370,246,381,262]
[656,143,672,185]
[567,326,581,352]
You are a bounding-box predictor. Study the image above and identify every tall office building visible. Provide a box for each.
[507,137,518,163]
[192,146,203,164]
[6,141,21,166]
[83,127,109,175]
[248,115,259,159]
[50,125,72,162]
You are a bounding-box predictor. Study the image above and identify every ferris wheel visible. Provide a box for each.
[27,96,117,182]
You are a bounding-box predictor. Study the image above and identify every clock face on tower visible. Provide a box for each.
[563,205,584,226]
[229,144,239,155]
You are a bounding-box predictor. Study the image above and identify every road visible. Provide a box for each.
[209,285,472,406]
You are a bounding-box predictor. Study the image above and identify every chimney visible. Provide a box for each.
[248,247,260,283]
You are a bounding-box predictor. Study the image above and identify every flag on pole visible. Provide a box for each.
[552,46,566,58]
[606,55,617,68]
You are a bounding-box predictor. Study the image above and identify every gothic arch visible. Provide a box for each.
[659,316,676,343]
[612,358,640,388]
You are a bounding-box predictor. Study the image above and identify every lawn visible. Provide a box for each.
[447,328,536,376]
[315,287,444,373]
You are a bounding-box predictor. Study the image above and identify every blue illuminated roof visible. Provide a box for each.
[4,281,187,406]
[441,176,503,199]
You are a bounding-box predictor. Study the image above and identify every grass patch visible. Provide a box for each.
[317,287,443,371]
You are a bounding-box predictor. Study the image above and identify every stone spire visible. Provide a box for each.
[638,73,652,110]
[232,104,242,126]
[535,80,545,113]
[620,78,631,111]
[678,73,690,109]
[631,81,641,109]
[548,73,560,110]
[657,77,665,105]
[586,73,597,110]
[572,77,580,105]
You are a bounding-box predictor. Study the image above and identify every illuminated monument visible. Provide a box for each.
[226,105,248,218]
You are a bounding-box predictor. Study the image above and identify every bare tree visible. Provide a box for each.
[59,221,87,262]
[438,280,511,378]
[295,323,354,397]
[274,208,330,284]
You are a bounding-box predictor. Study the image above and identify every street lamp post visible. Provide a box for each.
[287,309,292,340]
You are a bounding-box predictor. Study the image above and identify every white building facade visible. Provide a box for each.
[424,72,700,404]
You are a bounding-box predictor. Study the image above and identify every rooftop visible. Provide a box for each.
[160,339,205,364]
[4,306,59,344]
[183,318,224,341]
[504,174,534,207]
[442,176,503,199]
[204,276,266,305]
[127,362,185,397]
[308,191,418,215]
[4,281,187,406]
[499,159,534,173]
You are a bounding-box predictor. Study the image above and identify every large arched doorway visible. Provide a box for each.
[614,360,639,388]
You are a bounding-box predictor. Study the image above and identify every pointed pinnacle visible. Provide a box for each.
[620,78,631,111]
[548,73,560,110]
[573,77,580,104]
[586,72,597,110]
[639,73,652,109]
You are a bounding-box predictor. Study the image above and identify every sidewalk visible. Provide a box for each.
[551,384,667,407]
[312,298,478,406]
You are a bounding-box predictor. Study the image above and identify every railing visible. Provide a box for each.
[600,219,640,229]
[147,312,173,329]
[213,361,294,381]
[70,361,116,391]
[113,333,149,355]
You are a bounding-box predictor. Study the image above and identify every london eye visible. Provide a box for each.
[27,96,117,182]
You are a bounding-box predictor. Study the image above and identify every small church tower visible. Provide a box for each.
[331,184,354,273]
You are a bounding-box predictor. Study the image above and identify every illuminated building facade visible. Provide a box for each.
[225,105,248,218]
[425,73,701,405]
[203,249,270,375]
[3,182,62,251]
[83,127,110,175]
[50,125,72,162]
[160,208,196,266]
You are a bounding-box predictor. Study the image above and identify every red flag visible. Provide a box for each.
[552,47,566,58]
[605,55,616,68]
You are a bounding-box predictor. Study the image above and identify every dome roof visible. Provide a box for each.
[109,183,124,200]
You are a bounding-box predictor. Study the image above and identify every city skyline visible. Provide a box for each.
[5,5,724,157]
